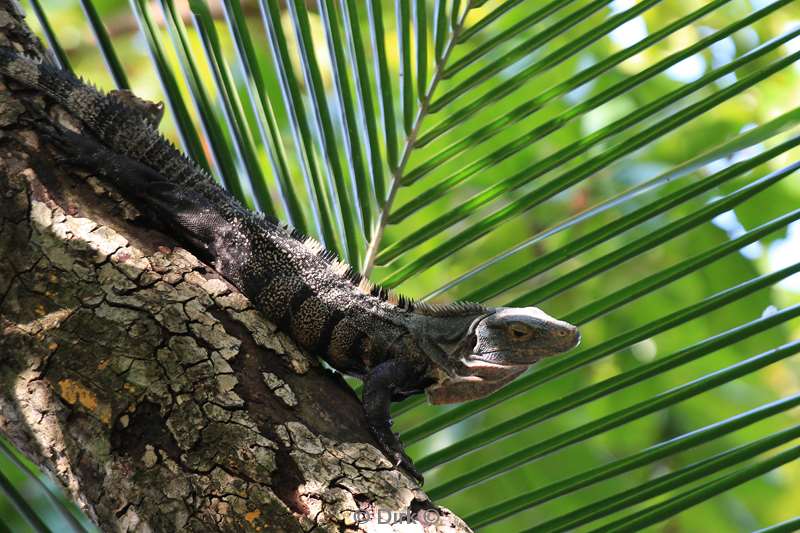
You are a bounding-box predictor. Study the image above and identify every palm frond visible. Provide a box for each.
[0,436,95,533]
[4,1,800,531]
[471,399,800,528]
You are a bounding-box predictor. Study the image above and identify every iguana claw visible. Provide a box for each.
[395,452,424,484]
[372,427,423,483]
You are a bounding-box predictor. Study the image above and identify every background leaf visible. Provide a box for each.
[4,1,800,531]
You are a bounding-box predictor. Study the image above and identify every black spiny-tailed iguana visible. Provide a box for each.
[0,49,580,482]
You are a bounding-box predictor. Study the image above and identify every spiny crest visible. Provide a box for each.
[2,48,41,64]
[298,232,326,255]
[100,91,215,185]
[152,128,215,184]
[289,226,307,242]
[413,301,489,317]
[343,264,363,285]
[329,258,352,277]
[360,275,416,311]
[80,76,100,93]
[280,225,417,311]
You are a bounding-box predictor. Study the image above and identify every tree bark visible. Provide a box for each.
[0,3,469,531]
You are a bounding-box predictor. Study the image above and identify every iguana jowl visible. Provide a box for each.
[0,49,580,482]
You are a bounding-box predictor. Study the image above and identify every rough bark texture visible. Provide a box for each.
[0,3,469,532]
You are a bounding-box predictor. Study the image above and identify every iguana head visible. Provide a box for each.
[415,306,580,404]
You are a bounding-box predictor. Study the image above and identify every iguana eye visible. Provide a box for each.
[508,323,534,340]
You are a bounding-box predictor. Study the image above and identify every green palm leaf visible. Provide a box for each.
[4,1,800,531]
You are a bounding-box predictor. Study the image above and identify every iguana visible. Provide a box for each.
[0,48,580,482]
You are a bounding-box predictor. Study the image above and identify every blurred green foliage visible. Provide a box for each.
[3,0,800,531]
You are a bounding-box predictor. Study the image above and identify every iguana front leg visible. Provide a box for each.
[362,359,424,483]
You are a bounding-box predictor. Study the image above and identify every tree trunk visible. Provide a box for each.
[0,3,469,531]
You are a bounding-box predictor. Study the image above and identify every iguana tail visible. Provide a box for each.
[0,46,217,192]
[0,48,107,125]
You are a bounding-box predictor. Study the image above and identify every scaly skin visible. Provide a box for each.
[0,49,580,482]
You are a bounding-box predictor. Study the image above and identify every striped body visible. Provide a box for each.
[230,211,423,377]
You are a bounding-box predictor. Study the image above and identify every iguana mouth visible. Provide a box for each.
[464,355,535,367]
[467,348,549,366]
[459,356,539,381]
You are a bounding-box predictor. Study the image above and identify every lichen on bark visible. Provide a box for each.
[0,2,470,531]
